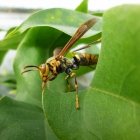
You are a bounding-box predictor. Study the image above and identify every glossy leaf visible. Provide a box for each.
[0,27,17,64]
[43,4,140,140]
[0,96,57,140]
[0,8,101,51]
[0,73,16,98]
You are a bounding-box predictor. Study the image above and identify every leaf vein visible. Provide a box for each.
[90,86,140,108]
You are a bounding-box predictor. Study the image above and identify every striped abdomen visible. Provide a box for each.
[74,53,98,66]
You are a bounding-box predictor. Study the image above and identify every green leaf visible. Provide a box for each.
[0,73,16,98]
[0,27,17,65]
[0,8,101,50]
[75,0,88,13]
[0,50,7,65]
[43,4,140,140]
[92,12,103,17]
[0,30,28,50]
[0,96,58,140]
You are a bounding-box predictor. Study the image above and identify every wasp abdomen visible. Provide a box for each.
[74,53,98,66]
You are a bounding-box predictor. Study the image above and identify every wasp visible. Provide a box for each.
[21,18,102,109]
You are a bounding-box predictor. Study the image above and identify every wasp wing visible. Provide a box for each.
[56,17,99,58]
[53,47,63,56]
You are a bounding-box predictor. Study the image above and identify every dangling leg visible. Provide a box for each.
[65,75,71,92]
[42,73,57,92]
[72,38,102,52]
[71,73,80,109]
[65,73,80,109]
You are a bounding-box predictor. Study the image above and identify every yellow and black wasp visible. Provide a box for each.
[21,18,101,109]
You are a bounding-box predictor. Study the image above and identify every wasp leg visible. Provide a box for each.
[65,75,71,92]
[66,73,80,109]
[42,81,46,92]
[49,74,57,81]
[71,73,80,109]
[42,74,57,92]
[72,38,102,52]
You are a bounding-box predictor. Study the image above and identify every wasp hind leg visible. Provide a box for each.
[65,73,80,109]
[72,38,102,53]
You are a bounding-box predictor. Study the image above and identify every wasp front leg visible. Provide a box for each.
[42,74,57,92]
[65,73,80,109]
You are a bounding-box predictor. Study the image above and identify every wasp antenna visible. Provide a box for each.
[24,65,39,69]
[21,69,39,75]
[21,70,32,75]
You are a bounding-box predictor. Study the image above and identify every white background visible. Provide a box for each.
[0,0,140,10]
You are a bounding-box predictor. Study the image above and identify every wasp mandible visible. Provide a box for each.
[21,18,101,109]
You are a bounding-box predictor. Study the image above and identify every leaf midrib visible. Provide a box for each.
[90,86,140,108]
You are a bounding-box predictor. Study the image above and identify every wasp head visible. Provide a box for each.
[21,63,50,92]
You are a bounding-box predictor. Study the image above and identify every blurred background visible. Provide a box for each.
[0,0,139,95]
[0,0,140,72]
